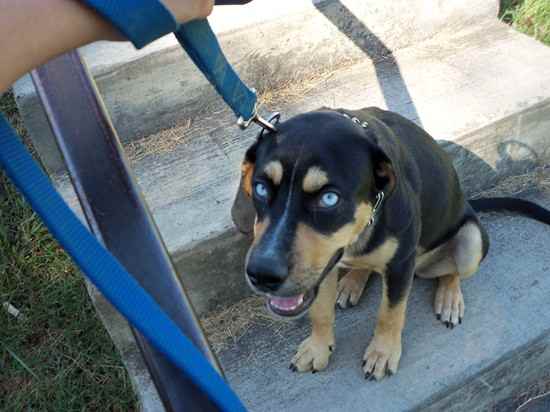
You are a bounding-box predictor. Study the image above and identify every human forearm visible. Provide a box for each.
[0,0,213,93]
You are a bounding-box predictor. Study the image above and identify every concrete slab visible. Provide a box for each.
[14,0,498,175]
[218,191,550,412]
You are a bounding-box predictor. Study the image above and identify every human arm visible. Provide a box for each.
[0,0,213,93]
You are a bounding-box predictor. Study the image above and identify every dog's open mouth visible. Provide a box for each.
[267,289,316,318]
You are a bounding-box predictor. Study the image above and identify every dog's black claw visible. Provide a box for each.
[436,314,441,320]
[329,345,334,352]
[312,369,317,374]
[362,359,367,367]
[450,322,455,329]
[369,374,376,381]
[364,371,371,380]
[289,364,297,372]
[459,317,462,324]
[387,369,394,376]
[445,321,450,328]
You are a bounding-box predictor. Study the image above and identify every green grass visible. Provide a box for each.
[501,0,550,45]
[0,91,137,411]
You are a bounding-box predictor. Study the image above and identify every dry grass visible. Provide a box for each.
[125,119,193,162]
[258,68,343,108]
[472,166,550,198]
[125,57,363,163]
[201,296,287,353]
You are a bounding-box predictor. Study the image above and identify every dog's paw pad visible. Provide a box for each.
[336,271,369,309]
[362,336,401,381]
[290,336,334,373]
[434,275,464,328]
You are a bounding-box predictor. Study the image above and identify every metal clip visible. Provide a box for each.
[367,191,385,226]
[237,106,278,133]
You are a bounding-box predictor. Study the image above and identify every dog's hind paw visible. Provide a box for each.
[290,336,334,373]
[336,270,370,309]
[434,274,464,328]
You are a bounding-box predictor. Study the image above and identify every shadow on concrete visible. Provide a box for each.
[314,0,422,126]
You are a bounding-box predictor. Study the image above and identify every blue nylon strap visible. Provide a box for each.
[0,115,246,412]
[83,0,178,49]
[82,0,258,121]
[175,20,257,121]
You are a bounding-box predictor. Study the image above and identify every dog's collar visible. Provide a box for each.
[367,191,385,227]
[341,112,369,129]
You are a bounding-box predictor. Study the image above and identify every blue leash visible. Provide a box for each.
[85,0,275,130]
[0,1,271,410]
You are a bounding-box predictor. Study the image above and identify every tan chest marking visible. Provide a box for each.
[340,237,399,274]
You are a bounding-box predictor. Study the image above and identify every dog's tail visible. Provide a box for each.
[469,197,550,226]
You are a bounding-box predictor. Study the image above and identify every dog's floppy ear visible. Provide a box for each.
[231,141,259,235]
[340,107,400,195]
[231,113,281,234]
[371,146,398,194]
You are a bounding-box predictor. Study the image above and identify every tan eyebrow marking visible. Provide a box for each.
[263,161,283,185]
[302,166,329,193]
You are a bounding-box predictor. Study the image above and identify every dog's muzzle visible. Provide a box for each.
[249,248,344,318]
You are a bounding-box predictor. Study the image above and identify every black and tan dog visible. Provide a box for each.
[232,107,550,380]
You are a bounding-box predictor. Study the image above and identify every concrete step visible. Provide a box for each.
[50,16,550,317]
[14,0,498,176]
[217,189,550,411]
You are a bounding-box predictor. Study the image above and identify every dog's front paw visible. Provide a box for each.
[362,334,401,381]
[336,270,370,308]
[290,336,334,373]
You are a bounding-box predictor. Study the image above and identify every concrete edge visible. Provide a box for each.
[417,329,550,412]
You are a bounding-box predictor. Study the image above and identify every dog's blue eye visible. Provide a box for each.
[255,182,268,199]
[320,192,339,208]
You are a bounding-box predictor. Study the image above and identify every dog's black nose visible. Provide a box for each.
[246,253,288,292]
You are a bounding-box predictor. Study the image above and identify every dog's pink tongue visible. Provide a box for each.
[269,294,304,312]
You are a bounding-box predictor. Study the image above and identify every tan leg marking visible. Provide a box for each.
[454,222,483,279]
[415,222,483,326]
[341,236,399,274]
[336,269,372,309]
[291,270,338,373]
[434,273,464,328]
[363,282,408,380]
